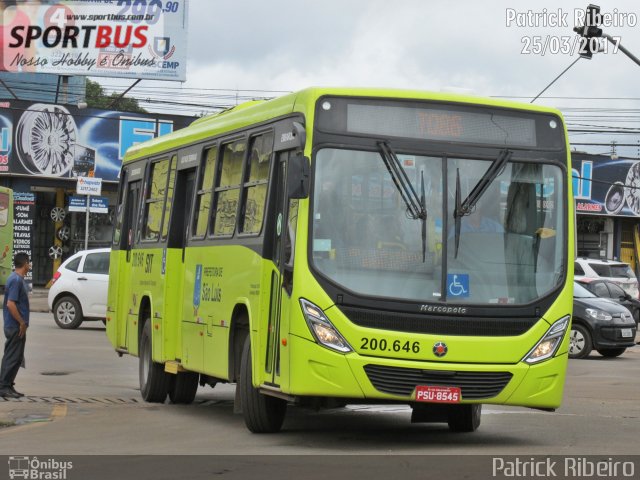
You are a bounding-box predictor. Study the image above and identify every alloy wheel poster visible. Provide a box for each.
[0,100,193,182]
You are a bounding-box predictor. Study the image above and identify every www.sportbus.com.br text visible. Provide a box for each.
[66,13,154,22]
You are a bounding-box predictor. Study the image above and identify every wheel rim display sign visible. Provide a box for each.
[573,155,640,217]
[0,100,194,182]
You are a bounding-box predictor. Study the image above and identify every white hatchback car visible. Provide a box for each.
[574,257,639,299]
[47,248,110,329]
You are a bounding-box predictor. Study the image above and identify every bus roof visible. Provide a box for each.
[123,87,564,163]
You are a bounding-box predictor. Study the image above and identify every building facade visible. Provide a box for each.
[0,97,194,285]
[573,153,640,273]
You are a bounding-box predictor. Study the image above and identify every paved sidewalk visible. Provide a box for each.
[0,287,50,313]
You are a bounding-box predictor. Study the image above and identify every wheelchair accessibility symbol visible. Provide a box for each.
[447,274,469,298]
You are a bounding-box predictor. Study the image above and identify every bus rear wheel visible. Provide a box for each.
[239,336,287,433]
[447,404,482,432]
[169,371,199,404]
[139,319,170,403]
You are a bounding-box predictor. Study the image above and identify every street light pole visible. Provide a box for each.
[602,34,640,68]
[85,195,90,251]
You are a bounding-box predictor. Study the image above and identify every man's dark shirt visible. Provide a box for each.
[3,272,29,329]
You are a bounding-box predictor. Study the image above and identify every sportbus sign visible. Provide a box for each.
[1,0,188,81]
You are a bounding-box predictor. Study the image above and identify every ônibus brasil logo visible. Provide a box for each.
[8,456,73,479]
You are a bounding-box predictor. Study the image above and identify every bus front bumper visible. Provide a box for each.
[287,335,567,410]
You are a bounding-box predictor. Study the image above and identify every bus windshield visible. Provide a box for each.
[311,148,565,305]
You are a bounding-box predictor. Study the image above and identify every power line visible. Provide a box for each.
[573,175,640,192]
[571,143,640,147]
[530,57,582,104]
[568,130,640,134]
[494,96,640,101]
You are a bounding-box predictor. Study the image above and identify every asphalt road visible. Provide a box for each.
[1,311,639,459]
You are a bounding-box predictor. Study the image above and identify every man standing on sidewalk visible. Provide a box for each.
[0,252,30,398]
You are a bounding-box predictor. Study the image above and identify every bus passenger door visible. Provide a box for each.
[167,168,202,370]
[121,179,142,349]
[265,151,298,388]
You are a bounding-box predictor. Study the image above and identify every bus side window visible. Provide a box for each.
[241,132,273,235]
[142,158,170,242]
[113,170,127,247]
[122,177,143,254]
[282,199,299,294]
[212,139,246,236]
[161,156,177,241]
[193,147,217,238]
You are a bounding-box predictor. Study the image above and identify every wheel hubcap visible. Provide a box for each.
[569,329,585,354]
[56,302,75,324]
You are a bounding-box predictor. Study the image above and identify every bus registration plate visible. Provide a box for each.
[415,385,461,403]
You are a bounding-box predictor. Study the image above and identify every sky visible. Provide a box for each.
[114,0,640,157]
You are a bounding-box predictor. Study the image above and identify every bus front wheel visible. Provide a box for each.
[447,404,482,432]
[239,336,287,433]
[139,319,170,403]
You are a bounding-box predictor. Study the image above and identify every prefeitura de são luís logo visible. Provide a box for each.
[8,456,73,480]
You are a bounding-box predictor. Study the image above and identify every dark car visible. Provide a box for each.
[576,278,640,327]
[571,282,637,359]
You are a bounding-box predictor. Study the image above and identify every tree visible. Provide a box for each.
[85,79,147,113]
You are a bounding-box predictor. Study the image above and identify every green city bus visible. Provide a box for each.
[0,187,13,287]
[106,88,573,433]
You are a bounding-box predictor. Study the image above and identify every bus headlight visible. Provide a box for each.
[299,299,352,353]
[523,315,570,364]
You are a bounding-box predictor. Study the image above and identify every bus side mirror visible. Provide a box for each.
[287,153,310,199]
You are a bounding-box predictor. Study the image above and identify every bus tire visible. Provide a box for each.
[169,371,199,404]
[239,335,287,433]
[447,404,481,432]
[139,319,170,403]
[53,296,84,329]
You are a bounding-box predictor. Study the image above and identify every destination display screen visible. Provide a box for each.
[315,97,565,149]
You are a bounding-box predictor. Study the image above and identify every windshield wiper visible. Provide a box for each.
[377,142,428,261]
[453,149,512,258]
